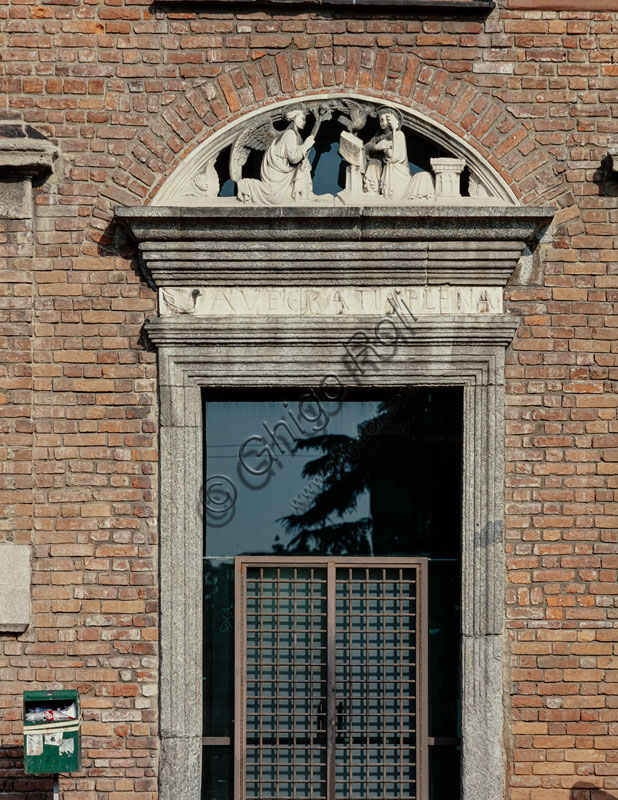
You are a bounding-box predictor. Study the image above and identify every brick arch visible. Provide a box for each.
[86,51,573,250]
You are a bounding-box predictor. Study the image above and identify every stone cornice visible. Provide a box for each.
[0,122,59,219]
[116,205,554,289]
[0,140,57,176]
[0,123,58,177]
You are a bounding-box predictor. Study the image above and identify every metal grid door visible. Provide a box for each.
[235,557,428,800]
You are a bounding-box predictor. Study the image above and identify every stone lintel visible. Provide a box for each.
[144,314,520,353]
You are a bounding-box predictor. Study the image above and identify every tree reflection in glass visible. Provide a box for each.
[279,389,462,562]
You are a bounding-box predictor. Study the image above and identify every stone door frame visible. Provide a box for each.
[150,317,511,800]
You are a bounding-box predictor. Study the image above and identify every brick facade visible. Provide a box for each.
[1,1,617,799]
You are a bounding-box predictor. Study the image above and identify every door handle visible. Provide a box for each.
[316,700,345,738]
[317,699,326,734]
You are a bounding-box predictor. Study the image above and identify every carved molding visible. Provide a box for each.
[144,313,520,349]
[116,205,554,289]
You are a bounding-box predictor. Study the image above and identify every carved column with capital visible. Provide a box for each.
[431,157,466,200]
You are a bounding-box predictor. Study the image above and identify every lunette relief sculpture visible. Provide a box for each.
[158,97,505,207]
[186,160,219,198]
[230,100,456,206]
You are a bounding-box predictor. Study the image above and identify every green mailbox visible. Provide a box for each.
[23,690,82,774]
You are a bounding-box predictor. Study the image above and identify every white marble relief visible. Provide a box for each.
[159,286,503,317]
[185,159,219,198]
[431,157,466,200]
[468,175,490,199]
[152,95,518,208]
[231,100,444,207]
[160,288,201,314]
[340,107,435,204]
[233,104,332,205]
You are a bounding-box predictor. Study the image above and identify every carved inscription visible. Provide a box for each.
[159,286,503,317]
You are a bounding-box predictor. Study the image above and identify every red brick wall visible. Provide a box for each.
[1,2,617,799]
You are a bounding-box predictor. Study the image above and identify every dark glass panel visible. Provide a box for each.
[202,745,233,800]
[429,745,461,800]
[203,389,463,800]
[203,558,234,738]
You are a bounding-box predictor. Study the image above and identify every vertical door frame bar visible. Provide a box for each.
[235,558,247,800]
[326,561,336,800]
[418,559,429,800]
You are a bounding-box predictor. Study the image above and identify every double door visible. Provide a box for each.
[234,557,428,800]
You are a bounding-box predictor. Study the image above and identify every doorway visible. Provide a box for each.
[203,388,463,800]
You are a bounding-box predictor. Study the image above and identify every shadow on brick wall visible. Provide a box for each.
[0,745,53,800]
[571,781,618,800]
[593,154,618,198]
[96,216,157,312]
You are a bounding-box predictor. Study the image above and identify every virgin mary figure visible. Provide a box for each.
[364,108,435,202]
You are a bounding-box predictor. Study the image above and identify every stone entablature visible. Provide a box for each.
[117,206,553,291]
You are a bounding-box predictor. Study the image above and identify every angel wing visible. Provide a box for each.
[229,118,278,184]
